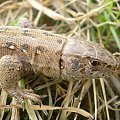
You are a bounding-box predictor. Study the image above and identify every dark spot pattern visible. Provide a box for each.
[0,27,8,33]
[2,42,16,49]
[36,46,48,54]
[56,50,62,56]
[59,58,65,69]
[57,39,62,44]
[21,43,29,52]
[43,32,54,37]
[21,29,29,36]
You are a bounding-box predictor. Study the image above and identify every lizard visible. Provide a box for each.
[0,18,120,103]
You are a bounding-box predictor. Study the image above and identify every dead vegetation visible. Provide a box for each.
[0,0,120,120]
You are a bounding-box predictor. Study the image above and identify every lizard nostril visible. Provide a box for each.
[106,65,112,68]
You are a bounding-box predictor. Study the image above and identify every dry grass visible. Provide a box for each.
[0,0,120,120]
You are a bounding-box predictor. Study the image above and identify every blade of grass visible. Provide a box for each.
[92,79,97,120]
[100,78,110,120]
[103,11,120,51]
[18,78,38,120]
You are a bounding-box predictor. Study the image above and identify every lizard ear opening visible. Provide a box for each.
[71,58,81,70]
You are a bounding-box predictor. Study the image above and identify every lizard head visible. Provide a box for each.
[61,37,120,80]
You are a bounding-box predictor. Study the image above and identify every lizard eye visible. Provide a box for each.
[89,60,101,66]
[71,59,81,70]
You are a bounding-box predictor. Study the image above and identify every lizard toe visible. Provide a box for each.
[8,88,41,103]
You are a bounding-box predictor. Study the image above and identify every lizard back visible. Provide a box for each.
[0,26,67,78]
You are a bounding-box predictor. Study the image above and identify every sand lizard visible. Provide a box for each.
[0,19,119,102]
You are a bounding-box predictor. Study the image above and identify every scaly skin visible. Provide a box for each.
[0,22,119,102]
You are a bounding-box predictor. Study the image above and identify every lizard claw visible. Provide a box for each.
[8,88,41,103]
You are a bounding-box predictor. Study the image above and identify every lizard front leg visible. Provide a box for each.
[0,55,40,103]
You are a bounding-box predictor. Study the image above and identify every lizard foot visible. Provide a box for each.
[8,88,41,103]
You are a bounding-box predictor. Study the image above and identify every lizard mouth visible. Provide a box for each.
[103,63,120,76]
